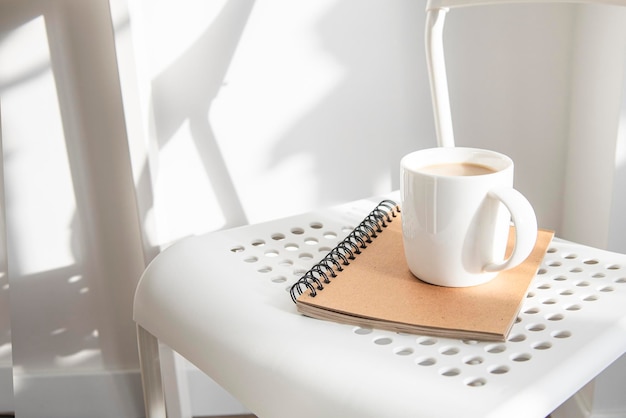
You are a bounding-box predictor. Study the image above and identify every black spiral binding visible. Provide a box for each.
[290,200,400,303]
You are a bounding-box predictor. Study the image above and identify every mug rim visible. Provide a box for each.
[401,147,513,177]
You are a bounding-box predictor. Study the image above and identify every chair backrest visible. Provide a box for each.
[425,0,626,147]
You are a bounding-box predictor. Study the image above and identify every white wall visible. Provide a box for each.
[442,3,626,253]
[117,0,596,250]
[118,0,433,252]
[553,4,626,418]
[1,0,625,416]
[443,3,576,233]
[563,3,626,251]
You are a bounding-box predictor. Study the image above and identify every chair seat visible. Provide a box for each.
[134,194,626,418]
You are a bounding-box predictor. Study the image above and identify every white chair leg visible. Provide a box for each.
[137,324,167,418]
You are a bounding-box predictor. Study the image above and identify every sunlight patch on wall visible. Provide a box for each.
[210,0,346,221]
[0,16,78,276]
[237,153,320,223]
[213,0,345,146]
[153,120,226,245]
[54,348,102,369]
[0,18,48,85]
[0,343,11,360]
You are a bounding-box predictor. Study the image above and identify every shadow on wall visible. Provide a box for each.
[266,0,435,207]
[143,0,436,231]
[147,0,255,234]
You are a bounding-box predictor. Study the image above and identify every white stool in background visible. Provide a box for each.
[134,0,626,416]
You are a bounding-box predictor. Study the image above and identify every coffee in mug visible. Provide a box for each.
[419,162,496,176]
[400,147,537,287]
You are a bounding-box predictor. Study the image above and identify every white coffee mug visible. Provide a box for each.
[400,147,537,287]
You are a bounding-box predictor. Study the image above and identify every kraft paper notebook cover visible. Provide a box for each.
[290,200,554,342]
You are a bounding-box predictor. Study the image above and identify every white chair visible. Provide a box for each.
[134,0,626,417]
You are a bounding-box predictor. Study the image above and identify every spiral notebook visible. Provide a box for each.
[290,201,554,342]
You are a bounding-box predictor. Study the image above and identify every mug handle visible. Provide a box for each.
[483,185,538,273]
